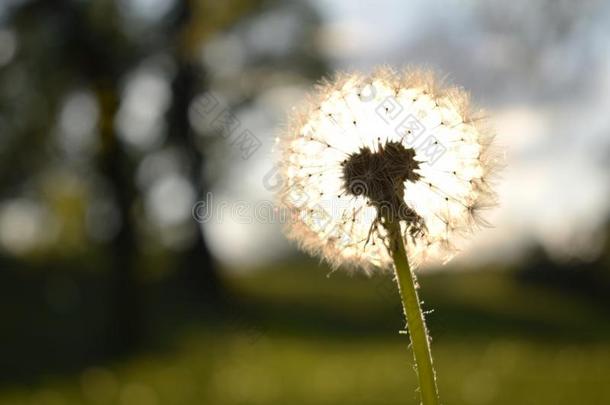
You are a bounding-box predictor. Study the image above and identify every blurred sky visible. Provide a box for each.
[199,0,610,269]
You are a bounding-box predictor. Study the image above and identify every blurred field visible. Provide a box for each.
[2,259,609,405]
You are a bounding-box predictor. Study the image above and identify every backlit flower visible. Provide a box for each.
[277,67,499,272]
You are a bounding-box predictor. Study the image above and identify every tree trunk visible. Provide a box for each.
[95,82,141,355]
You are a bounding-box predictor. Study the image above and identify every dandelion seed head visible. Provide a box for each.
[277,67,500,272]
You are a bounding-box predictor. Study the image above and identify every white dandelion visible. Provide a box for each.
[277,67,499,272]
[276,67,501,405]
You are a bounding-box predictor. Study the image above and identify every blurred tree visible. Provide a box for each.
[0,0,266,356]
[0,0,329,381]
[518,217,610,311]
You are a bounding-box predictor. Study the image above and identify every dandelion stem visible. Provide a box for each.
[385,218,439,405]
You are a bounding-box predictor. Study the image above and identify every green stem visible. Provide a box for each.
[385,218,439,405]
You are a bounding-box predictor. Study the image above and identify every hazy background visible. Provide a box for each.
[1,0,609,404]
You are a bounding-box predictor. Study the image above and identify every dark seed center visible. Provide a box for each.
[343,141,419,203]
[342,141,426,236]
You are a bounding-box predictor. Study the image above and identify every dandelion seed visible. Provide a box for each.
[277,67,499,272]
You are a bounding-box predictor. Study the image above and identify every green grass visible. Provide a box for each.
[1,260,609,404]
